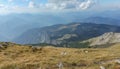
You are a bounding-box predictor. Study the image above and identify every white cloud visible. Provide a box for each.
[45,3,58,10]
[42,0,95,10]
[28,1,35,8]
[0,4,4,8]
[0,0,97,14]
[78,0,94,10]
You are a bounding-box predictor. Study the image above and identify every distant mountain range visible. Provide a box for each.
[0,14,68,40]
[0,34,8,42]
[0,10,120,42]
[13,23,120,47]
[83,16,120,26]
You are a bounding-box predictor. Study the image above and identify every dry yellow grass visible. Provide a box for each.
[0,43,120,69]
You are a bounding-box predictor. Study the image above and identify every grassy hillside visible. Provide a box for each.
[0,42,120,69]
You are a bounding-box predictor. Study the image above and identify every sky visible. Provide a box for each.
[0,0,120,14]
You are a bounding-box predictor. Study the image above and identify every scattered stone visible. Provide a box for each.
[100,66,105,69]
[58,62,63,69]
[82,50,89,54]
[0,44,7,50]
[85,51,88,53]
[32,47,38,52]
[61,51,67,56]
[115,59,120,64]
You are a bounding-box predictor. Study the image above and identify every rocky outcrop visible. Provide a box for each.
[83,32,120,46]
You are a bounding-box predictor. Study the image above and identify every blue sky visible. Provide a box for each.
[0,0,119,14]
[101,0,120,4]
[39,0,48,4]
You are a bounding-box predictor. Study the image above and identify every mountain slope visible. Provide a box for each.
[14,23,120,45]
[82,32,120,47]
